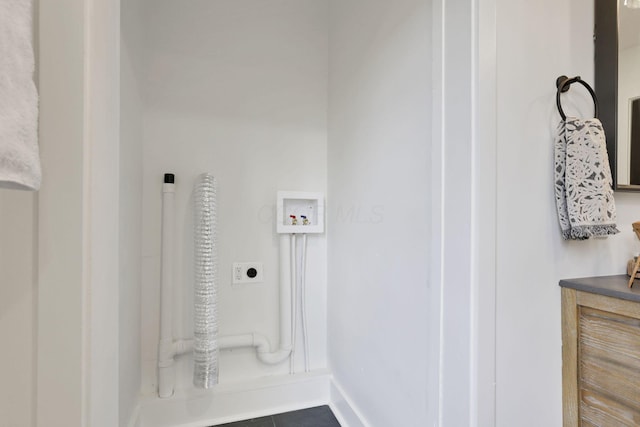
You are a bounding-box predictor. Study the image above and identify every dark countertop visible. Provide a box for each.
[559,275,640,303]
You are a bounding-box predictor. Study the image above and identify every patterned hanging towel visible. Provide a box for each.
[554,117,619,240]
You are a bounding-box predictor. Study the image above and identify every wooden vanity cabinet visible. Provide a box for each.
[560,275,640,427]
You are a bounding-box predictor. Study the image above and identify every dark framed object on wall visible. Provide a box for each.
[594,0,621,189]
[595,0,640,191]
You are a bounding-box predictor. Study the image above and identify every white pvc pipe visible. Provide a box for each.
[173,339,194,356]
[301,233,309,372]
[256,234,293,365]
[218,332,289,364]
[217,234,293,365]
[158,176,176,398]
[158,175,196,398]
[278,234,293,363]
[290,234,297,374]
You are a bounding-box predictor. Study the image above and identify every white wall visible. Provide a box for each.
[120,0,144,423]
[494,0,640,425]
[0,2,89,425]
[37,0,86,424]
[327,1,432,425]
[137,0,329,394]
[87,0,121,425]
[37,0,122,425]
[0,191,36,426]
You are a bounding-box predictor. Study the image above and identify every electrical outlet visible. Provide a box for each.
[232,262,264,285]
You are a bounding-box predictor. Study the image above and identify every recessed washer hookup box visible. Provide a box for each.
[276,191,324,234]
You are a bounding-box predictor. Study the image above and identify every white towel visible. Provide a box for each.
[0,0,40,191]
[554,117,619,240]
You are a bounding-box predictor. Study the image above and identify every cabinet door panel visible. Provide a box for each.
[581,389,640,426]
[580,307,640,364]
[580,353,640,410]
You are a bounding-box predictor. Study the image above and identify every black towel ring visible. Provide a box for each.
[555,75,599,121]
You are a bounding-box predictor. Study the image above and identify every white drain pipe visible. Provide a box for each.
[219,234,293,364]
[158,174,175,397]
[157,174,294,398]
[158,174,194,398]
[300,233,310,372]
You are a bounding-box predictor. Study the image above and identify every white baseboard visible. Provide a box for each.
[136,370,331,427]
[329,379,370,427]
[131,371,370,427]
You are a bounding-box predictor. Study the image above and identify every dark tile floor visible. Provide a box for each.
[214,405,341,427]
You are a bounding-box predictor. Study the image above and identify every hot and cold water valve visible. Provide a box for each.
[276,191,324,234]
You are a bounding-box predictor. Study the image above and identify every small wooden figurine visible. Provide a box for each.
[628,221,640,288]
